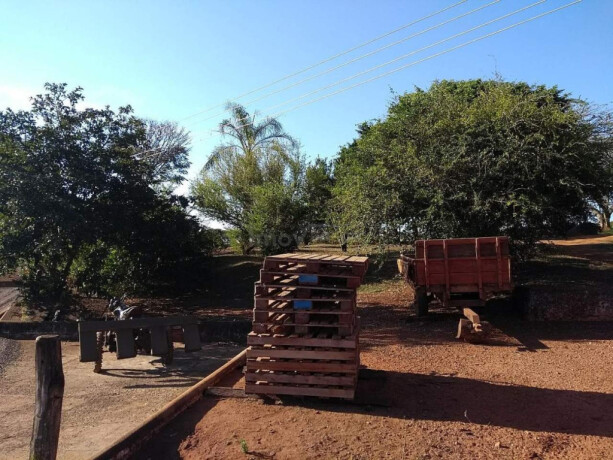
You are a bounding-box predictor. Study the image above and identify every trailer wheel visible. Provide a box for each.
[511,285,530,317]
[415,288,429,317]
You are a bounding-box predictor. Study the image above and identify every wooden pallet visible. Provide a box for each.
[259,271,362,289]
[252,316,358,337]
[245,253,366,400]
[253,310,355,324]
[245,350,359,400]
[245,382,355,399]
[254,284,356,301]
[245,370,357,387]
[253,299,355,314]
[252,323,356,337]
[263,253,369,279]
[246,358,357,373]
[253,308,354,325]
[247,332,358,348]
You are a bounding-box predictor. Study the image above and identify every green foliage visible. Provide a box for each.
[0,83,217,303]
[191,103,307,255]
[333,79,612,257]
[71,242,136,297]
[246,182,307,255]
[303,158,334,244]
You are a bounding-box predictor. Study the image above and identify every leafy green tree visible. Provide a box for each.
[303,158,334,244]
[588,108,613,230]
[0,83,214,302]
[333,79,612,256]
[192,103,306,254]
[0,84,147,299]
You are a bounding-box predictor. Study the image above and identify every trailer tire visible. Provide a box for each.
[511,285,530,318]
[415,289,429,317]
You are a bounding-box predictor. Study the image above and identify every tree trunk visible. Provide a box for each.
[593,200,612,231]
[603,206,612,231]
[340,233,348,252]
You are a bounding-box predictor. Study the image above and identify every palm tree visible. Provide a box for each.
[192,103,304,254]
[204,103,297,170]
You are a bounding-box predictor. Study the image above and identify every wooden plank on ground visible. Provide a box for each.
[245,383,355,399]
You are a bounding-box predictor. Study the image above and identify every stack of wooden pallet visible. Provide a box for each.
[245,253,369,399]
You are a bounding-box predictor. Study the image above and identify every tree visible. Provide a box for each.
[0,83,214,302]
[0,84,146,299]
[333,79,612,256]
[303,158,334,244]
[191,103,306,254]
[587,107,613,230]
[137,120,191,187]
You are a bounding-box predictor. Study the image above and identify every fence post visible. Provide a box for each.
[29,335,65,460]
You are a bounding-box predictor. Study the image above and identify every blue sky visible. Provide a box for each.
[1,0,611,194]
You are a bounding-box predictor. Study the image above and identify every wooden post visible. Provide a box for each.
[30,335,64,460]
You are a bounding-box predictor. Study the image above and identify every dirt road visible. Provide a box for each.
[0,340,242,460]
[0,337,20,374]
[0,278,19,321]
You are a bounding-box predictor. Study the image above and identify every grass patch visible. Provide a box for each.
[359,278,404,294]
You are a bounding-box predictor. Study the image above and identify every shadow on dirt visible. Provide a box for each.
[359,297,613,352]
[348,368,613,438]
[134,361,613,460]
[95,347,239,389]
[133,397,220,460]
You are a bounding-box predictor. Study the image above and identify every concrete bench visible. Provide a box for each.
[78,316,201,361]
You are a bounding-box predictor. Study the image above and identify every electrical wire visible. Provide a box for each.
[213,0,581,137]
[200,0,544,134]
[136,0,580,158]
[186,0,501,128]
[178,0,468,122]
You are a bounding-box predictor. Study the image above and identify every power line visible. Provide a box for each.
[139,0,580,159]
[178,0,468,122]
[200,0,544,135]
[186,0,502,128]
[214,0,581,137]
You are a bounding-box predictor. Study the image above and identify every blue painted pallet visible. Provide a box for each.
[293,300,312,310]
[298,274,318,285]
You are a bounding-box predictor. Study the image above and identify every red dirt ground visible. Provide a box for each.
[136,237,613,460]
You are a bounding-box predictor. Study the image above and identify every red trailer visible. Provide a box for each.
[397,236,512,340]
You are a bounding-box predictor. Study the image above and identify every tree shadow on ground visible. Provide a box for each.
[96,347,239,389]
[359,300,613,352]
[328,368,613,438]
[357,302,522,350]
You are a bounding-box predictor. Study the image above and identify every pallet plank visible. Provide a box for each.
[245,383,355,399]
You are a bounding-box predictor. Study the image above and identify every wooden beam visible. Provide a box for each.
[462,307,481,325]
[30,335,65,460]
[89,349,247,460]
